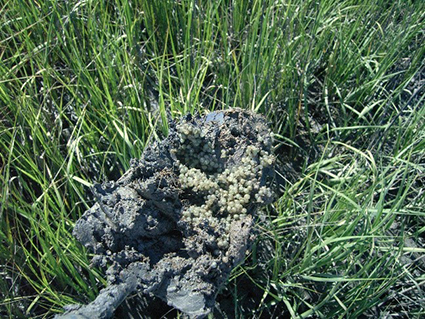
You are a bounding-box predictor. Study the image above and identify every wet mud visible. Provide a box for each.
[57,109,275,319]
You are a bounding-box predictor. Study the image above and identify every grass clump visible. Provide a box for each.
[1,0,424,317]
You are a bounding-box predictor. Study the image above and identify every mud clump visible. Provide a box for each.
[57,108,275,319]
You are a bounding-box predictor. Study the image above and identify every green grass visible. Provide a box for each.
[1,0,424,318]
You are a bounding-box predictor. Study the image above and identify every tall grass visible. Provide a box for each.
[1,0,424,317]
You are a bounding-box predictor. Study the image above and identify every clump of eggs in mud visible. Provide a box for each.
[172,121,275,261]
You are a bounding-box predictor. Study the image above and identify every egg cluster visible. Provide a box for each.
[178,165,218,192]
[175,119,275,256]
[175,122,220,172]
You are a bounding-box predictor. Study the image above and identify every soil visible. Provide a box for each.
[56,109,275,319]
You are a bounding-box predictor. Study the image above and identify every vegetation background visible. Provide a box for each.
[1,0,424,318]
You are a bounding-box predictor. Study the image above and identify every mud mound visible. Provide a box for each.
[57,108,275,319]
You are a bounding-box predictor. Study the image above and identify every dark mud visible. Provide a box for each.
[56,109,275,319]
